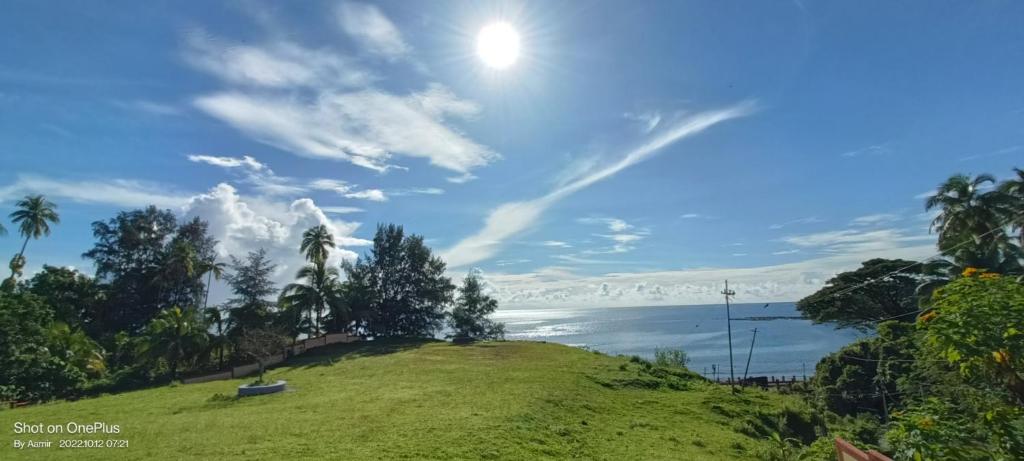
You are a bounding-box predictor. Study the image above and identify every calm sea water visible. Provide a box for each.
[495,303,867,379]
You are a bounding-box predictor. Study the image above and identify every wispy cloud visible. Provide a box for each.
[771,249,800,255]
[114,99,182,116]
[0,174,191,209]
[320,206,364,214]
[959,145,1022,162]
[541,240,572,248]
[781,227,933,254]
[850,213,900,226]
[623,111,662,134]
[768,216,823,230]
[337,2,410,60]
[441,101,757,267]
[188,154,266,172]
[840,142,891,158]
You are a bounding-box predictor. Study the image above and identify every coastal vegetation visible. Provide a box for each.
[0,167,1021,460]
[794,168,1024,459]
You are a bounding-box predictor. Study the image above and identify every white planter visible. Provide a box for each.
[237,380,287,397]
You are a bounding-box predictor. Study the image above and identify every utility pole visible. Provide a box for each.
[722,280,737,391]
[743,328,758,381]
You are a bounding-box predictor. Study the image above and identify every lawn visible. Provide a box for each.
[1,340,815,460]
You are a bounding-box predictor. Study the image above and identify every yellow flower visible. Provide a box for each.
[919,417,935,429]
[919,311,938,323]
[980,272,1000,279]
[993,350,1010,365]
[962,267,980,277]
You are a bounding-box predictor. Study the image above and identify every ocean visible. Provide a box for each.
[495,302,867,379]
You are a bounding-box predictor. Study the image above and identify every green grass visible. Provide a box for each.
[1,340,817,460]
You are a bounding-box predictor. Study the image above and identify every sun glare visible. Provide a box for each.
[476,22,520,69]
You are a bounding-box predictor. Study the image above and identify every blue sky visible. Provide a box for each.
[1,1,1022,307]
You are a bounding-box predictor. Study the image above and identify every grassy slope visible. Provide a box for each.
[1,340,809,460]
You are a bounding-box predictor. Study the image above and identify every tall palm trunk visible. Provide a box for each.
[8,235,29,279]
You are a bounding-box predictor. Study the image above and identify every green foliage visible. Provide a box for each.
[925,173,1022,273]
[137,306,209,380]
[654,347,690,368]
[224,248,278,335]
[921,273,1024,402]
[796,259,923,329]
[449,271,504,340]
[235,328,288,381]
[811,321,915,417]
[885,398,1024,461]
[344,223,454,337]
[0,292,87,402]
[23,265,104,335]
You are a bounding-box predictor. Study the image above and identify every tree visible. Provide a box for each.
[300,224,335,264]
[83,206,178,334]
[925,173,1021,272]
[449,272,504,340]
[280,263,344,337]
[797,259,923,329]
[204,306,230,369]
[236,328,287,383]
[23,265,104,335]
[6,194,60,286]
[345,224,454,337]
[920,270,1024,404]
[137,306,208,381]
[998,168,1024,247]
[225,249,278,335]
[48,321,107,378]
[0,292,86,402]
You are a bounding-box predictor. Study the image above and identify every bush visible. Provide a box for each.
[654,347,690,369]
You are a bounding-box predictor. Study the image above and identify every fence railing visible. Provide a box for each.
[835,437,892,461]
[182,332,359,384]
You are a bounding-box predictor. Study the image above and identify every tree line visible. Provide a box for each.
[0,201,502,403]
[789,169,1024,460]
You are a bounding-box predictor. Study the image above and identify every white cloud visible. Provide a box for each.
[840,143,891,158]
[0,175,190,209]
[182,184,371,288]
[188,154,266,172]
[183,30,373,89]
[680,213,701,219]
[441,101,756,268]
[623,111,662,134]
[772,249,800,255]
[320,206,364,214]
[344,189,387,202]
[193,89,497,174]
[541,240,572,248]
[477,241,935,308]
[850,213,900,226]
[781,228,933,254]
[959,145,1022,162]
[768,216,823,230]
[337,2,410,59]
[391,187,445,196]
[115,100,182,116]
[732,253,748,257]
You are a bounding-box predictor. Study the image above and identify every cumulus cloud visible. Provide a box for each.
[441,101,756,268]
[181,184,370,286]
[337,2,410,59]
[472,239,935,308]
[188,154,266,172]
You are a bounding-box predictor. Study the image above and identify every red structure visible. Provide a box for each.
[835,437,892,461]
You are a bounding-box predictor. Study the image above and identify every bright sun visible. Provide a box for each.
[476,22,520,69]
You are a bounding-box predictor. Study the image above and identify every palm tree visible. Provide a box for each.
[925,174,1019,270]
[157,240,200,309]
[300,224,335,264]
[203,305,230,369]
[998,168,1024,247]
[138,306,209,381]
[199,259,227,311]
[280,263,346,337]
[7,194,60,281]
[48,322,107,378]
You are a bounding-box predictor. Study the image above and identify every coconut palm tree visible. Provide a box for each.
[199,259,227,311]
[7,194,60,281]
[280,263,346,337]
[138,306,209,381]
[203,305,230,369]
[925,174,1019,270]
[998,168,1024,247]
[300,224,335,264]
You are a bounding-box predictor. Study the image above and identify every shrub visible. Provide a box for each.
[654,347,690,368]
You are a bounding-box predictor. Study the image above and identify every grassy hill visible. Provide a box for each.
[1,340,819,460]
